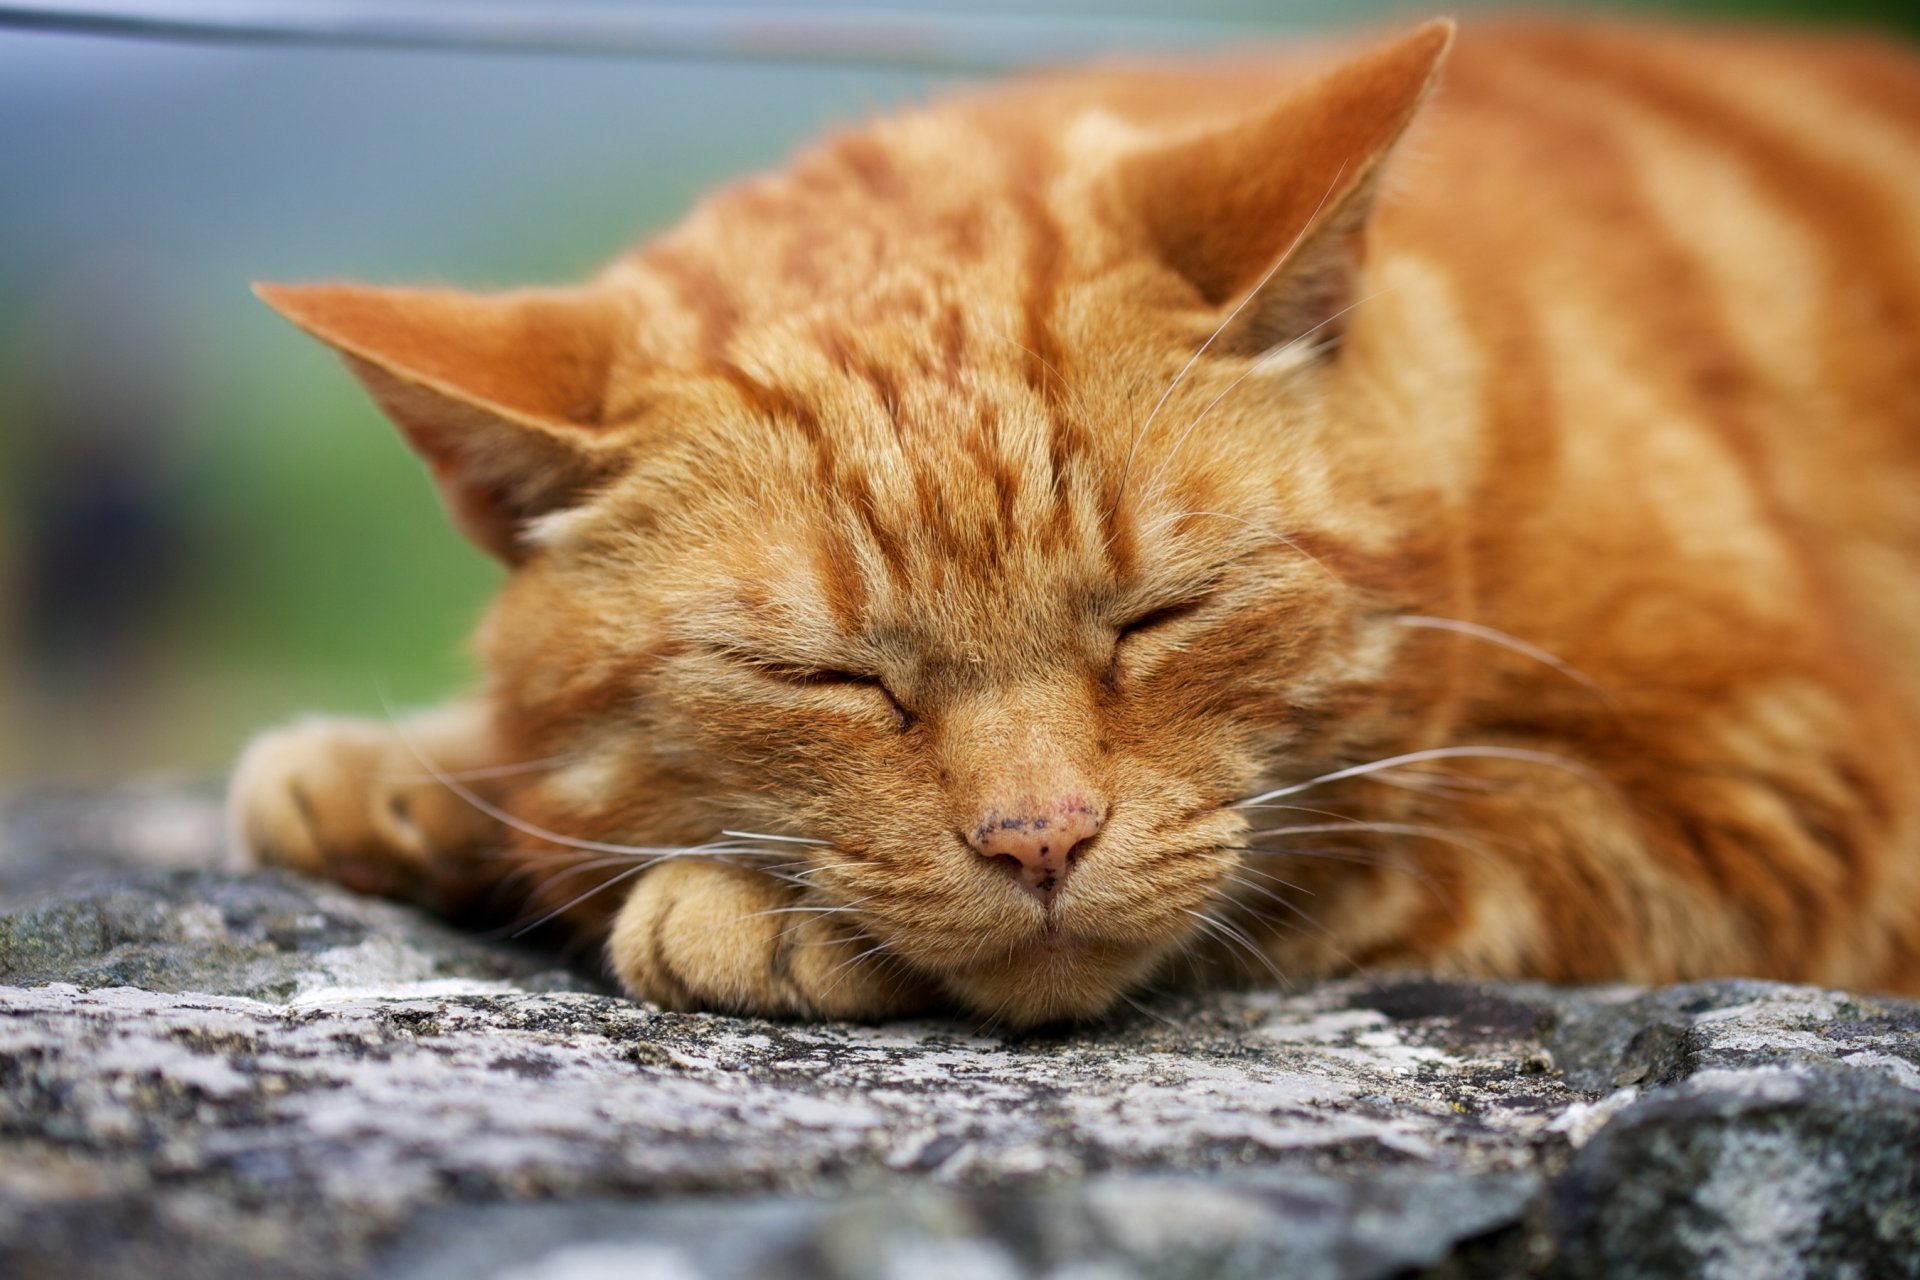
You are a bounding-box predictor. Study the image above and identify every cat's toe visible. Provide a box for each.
[606,860,936,1020]
[606,860,794,1014]
[228,721,336,874]
[226,717,437,895]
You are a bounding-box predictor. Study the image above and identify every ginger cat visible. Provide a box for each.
[231,18,1920,1027]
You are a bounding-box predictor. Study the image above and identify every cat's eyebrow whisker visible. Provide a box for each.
[1114,161,1350,507]
[990,333,1103,428]
[1394,614,1621,709]
[1135,365,1268,503]
[1142,509,1339,583]
[1137,285,1397,507]
[1233,744,1605,808]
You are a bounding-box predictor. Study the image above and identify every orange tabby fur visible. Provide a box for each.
[230,18,1920,1027]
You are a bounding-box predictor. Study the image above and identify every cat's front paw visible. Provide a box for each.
[228,716,495,902]
[606,860,934,1020]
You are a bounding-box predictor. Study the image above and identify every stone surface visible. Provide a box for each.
[2,786,1918,1279]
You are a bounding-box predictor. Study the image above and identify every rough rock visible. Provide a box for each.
[1,786,1917,1279]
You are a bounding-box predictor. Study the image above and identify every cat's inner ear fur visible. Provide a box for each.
[253,281,628,562]
[1120,19,1454,358]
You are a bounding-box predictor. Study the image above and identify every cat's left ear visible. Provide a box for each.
[1119,19,1454,357]
[254,281,628,562]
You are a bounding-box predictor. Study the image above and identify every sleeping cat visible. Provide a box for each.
[230,17,1920,1027]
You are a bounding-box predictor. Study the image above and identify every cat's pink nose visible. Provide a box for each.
[966,798,1104,905]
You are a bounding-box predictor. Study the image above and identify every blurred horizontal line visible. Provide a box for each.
[0,2,1266,71]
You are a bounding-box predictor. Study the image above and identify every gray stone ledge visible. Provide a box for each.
[1,787,1916,1279]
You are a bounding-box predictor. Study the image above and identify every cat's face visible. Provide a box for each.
[259,21,1457,1024]
[490,332,1407,1022]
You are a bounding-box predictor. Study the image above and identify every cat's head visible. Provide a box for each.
[259,21,1460,1025]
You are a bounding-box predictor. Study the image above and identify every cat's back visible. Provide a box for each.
[1400,21,1920,715]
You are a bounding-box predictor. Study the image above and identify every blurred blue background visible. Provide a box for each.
[3,0,1914,777]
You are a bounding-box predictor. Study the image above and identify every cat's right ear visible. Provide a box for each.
[253,281,628,562]
[1117,20,1454,358]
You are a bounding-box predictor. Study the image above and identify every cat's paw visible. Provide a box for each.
[228,716,495,902]
[606,860,934,1020]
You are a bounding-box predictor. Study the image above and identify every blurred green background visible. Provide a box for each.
[3,0,1914,777]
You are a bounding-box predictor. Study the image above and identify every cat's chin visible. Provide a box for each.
[934,928,1171,1029]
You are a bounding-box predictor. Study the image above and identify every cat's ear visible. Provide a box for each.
[1120,19,1453,356]
[253,281,628,562]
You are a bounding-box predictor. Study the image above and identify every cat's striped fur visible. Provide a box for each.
[232,18,1920,1026]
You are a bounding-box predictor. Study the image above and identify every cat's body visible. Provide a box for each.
[232,18,1920,1027]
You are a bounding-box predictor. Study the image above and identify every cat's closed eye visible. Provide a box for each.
[1116,598,1209,641]
[741,657,915,731]
[1106,597,1210,687]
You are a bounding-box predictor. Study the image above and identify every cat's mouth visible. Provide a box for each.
[1036,921,1079,952]
[934,922,1167,1026]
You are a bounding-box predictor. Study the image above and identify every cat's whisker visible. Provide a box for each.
[497,845,796,915]
[812,936,907,1006]
[381,695,801,862]
[1394,615,1621,709]
[1241,844,1407,872]
[1118,991,1182,1030]
[759,869,831,891]
[1241,841,1466,926]
[1361,768,1505,798]
[719,828,832,846]
[820,938,893,978]
[1216,870,1303,911]
[1243,819,1495,856]
[742,901,873,921]
[1181,906,1287,985]
[1224,885,1362,980]
[763,861,838,878]
[378,754,577,785]
[1233,744,1605,807]
[499,843,815,940]
[1194,852,1313,896]
[1230,800,1366,819]
[506,863,652,940]
[1217,859,1316,892]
